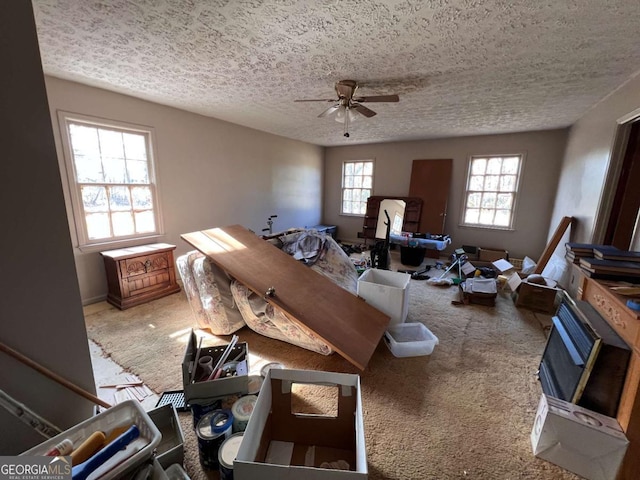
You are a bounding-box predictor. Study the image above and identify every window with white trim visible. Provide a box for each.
[341,160,373,215]
[462,154,523,229]
[59,112,162,248]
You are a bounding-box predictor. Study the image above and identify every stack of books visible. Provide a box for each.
[565,243,611,264]
[578,252,640,281]
[593,246,640,262]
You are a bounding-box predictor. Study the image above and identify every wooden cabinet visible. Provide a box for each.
[581,278,640,479]
[361,196,422,240]
[101,243,181,310]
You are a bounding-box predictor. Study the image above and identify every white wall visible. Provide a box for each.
[44,77,324,303]
[324,129,568,260]
[0,2,95,453]
[550,73,640,245]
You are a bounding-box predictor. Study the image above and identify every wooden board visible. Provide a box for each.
[534,216,573,274]
[181,225,391,370]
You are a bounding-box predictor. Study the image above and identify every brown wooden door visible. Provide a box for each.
[409,159,453,234]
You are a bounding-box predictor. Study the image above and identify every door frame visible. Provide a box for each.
[592,107,640,245]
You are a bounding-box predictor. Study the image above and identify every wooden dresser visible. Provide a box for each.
[580,277,640,480]
[101,243,181,310]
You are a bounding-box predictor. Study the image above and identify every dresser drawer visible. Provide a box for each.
[119,251,171,278]
[583,279,640,348]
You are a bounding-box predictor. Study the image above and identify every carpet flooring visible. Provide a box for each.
[84,268,579,480]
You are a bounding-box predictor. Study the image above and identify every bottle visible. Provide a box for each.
[45,438,73,456]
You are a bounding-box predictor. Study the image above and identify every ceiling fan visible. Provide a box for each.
[295,80,399,137]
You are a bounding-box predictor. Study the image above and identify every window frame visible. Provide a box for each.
[460,153,525,231]
[340,159,374,216]
[57,111,164,251]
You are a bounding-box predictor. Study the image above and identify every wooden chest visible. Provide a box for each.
[100,243,181,310]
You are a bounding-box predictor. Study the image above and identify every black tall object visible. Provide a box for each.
[370,210,391,270]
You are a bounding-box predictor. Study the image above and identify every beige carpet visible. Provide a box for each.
[84,269,579,480]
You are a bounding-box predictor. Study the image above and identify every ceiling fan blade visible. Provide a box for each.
[318,104,340,118]
[352,104,377,118]
[353,94,399,103]
[294,99,337,102]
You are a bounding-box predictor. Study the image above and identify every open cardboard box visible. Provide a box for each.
[182,329,249,404]
[235,368,367,479]
[492,259,560,314]
[531,394,628,480]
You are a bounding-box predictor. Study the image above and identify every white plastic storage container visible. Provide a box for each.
[21,400,161,480]
[357,268,411,325]
[384,323,439,357]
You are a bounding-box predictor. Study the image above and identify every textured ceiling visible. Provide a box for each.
[32,0,640,147]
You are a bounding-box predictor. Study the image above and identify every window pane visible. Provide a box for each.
[344,175,353,188]
[484,175,499,191]
[109,186,132,211]
[131,186,152,209]
[354,162,363,175]
[345,163,354,175]
[81,186,108,212]
[353,175,362,188]
[70,125,100,158]
[496,193,513,209]
[494,209,511,226]
[470,175,484,190]
[127,159,149,184]
[86,212,110,239]
[479,208,494,224]
[343,201,350,213]
[471,159,486,174]
[465,208,479,223]
[135,210,155,233]
[487,158,502,174]
[103,157,127,183]
[75,155,104,183]
[356,201,366,214]
[99,130,124,159]
[502,157,519,174]
[363,176,372,188]
[361,189,371,200]
[363,162,373,175]
[112,211,134,236]
[467,192,481,208]
[343,189,352,201]
[481,193,497,208]
[123,133,147,160]
[500,175,516,191]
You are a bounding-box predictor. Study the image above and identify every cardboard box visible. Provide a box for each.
[148,403,185,469]
[357,268,410,325]
[507,273,560,314]
[182,330,249,404]
[235,368,367,480]
[478,247,508,262]
[531,394,628,480]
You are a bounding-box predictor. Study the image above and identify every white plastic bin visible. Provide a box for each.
[357,268,410,325]
[384,323,439,357]
[21,400,161,480]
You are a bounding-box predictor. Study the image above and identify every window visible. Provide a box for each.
[462,154,523,229]
[341,160,373,215]
[59,112,161,248]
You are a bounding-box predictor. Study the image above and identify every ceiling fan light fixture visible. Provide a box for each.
[334,106,359,124]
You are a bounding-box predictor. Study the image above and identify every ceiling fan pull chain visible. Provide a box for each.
[344,107,350,138]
